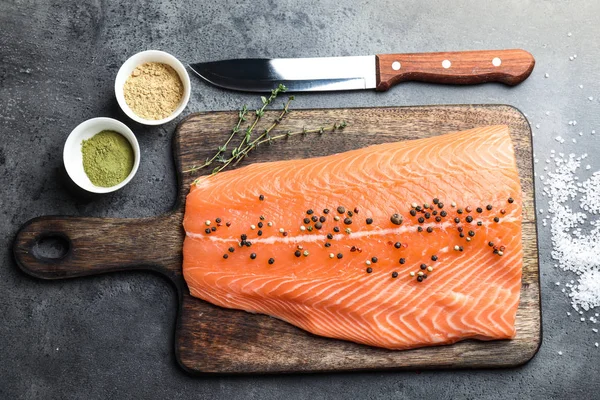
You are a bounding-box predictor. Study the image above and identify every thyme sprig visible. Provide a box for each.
[184,84,348,181]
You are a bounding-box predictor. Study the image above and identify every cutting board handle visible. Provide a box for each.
[13,215,183,281]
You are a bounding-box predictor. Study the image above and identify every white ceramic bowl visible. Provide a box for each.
[115,50,191,125]
[63,117,140,194]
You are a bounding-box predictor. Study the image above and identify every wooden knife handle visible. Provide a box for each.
[375,49,535,91]
[13,215,183,281]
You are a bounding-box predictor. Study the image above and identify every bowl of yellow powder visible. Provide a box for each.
[115,50,191,125]
[63,117,140,193]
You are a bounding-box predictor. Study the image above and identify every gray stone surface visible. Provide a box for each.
[1,0,599,398]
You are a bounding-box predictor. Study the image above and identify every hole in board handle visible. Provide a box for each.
[33,234,71,261]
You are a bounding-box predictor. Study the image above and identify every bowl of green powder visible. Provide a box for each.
[63,117,140,193]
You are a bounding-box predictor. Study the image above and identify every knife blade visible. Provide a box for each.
[189,49,535,92]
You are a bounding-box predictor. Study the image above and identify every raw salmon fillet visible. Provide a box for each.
[183,125,523,350]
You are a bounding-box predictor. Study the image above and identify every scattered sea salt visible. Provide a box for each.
[572,138,577,143]
[579,132,583,136]
[536,124,540,129]
[568,32,572,36]
[558,351,563,355]
[593,328,599,333]
[596,343,599,348]
[545,73,549,78]
[589,97,594,101]
[570,56,574,61]
[579,85,584,89]
[543,153,600,313]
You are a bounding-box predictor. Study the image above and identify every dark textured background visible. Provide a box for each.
[2,0,599,398]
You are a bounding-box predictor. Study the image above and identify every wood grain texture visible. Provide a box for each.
[13,105,540,374]
[376,50,535,91]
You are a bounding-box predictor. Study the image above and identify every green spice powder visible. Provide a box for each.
[81,130,134,187]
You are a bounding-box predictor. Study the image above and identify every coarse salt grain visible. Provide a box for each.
[589,97,594,101]
[558,351,563,355]
[545,73,550,78]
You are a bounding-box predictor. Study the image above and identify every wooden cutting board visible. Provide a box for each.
[13,105,541,374]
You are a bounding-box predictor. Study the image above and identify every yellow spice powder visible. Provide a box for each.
[123,62,183,120]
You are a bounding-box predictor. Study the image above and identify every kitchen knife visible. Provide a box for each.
[189,49,535,92]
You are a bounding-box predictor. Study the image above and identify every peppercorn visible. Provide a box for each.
[366,267,373,273]
[418,217,425,223]
[324,243,331,248]
[337,253,343,259]
[417,276,424,282]
[399,258,406,264]
[327,233,333,239]
[205,228,211,234]
[466,216,473,223]
[250,253,257,259]
[433,198,439,204]
[228,247,235,253]
[417,227,423,232]
[476,207,483,213]
[424,213,430,219]
[258,222,263,228]
[344,217,352,225]
[245,241,252,247]
[487,204,493,211]
[466,206,472,213]
[337,206,345,214]
[223,254,228,259]
[282,232,288,237]
[354,207,360,214]
[459,233,465,238]
[440,211,447,217]
[226,222,231,227]
[427,227,433,233]
[394,242,401,249]
[371,257,378,263]
[390,214,403,225]
[488,242,494,247]
[333,227,340,233]
[391,272,398,278]
[259,194,264,201]
[457,208,463,214]
[315,222,323,229]
[432,210,438,216]
[454,217,460,223]
[420,263,427,270]
[410,209,417,216]
[211,227,217,232]
[468,230,475,237]
[347,210,354,217]
[319,216,326,223]
[323,208,330,214]
[422,274,428,279]
[508,197,514,203]
[366,217,373,224]
[416,205,422,212]
[435,216,442,222]
[215,218,222,223]
[431,255,438,261]
[438,202,444,209]
[307,209,314,215]
[257,230,263,236]
[310,215,317,222]
[494,217,500,222]
[260,215,265,221]
[268,258,274,264]
[458,227,463,232]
